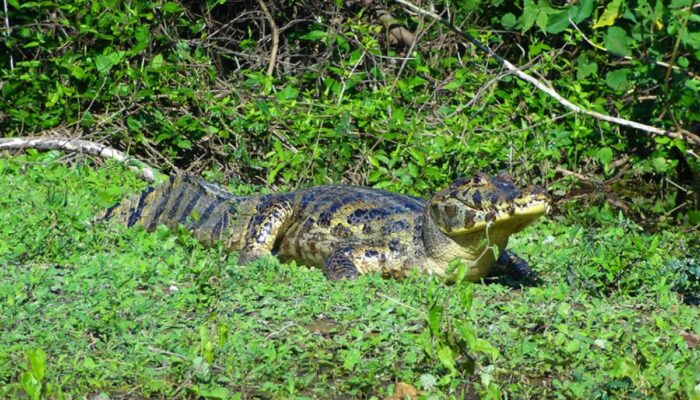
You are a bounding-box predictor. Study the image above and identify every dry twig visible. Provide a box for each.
[2,0,13,69]
[257,0,279,77]
[0,136,159,182]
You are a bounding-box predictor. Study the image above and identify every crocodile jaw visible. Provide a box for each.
[421,201,547,281]
[421,213,515,280]
[514,202,548,218]
[443,200,548,236]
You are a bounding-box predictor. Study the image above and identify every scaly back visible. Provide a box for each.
[105,175,243,245]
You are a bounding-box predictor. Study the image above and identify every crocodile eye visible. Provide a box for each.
[449,177,469,188]
[472,175,486,186]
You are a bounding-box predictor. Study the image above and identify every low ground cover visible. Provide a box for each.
[0,154,698,399]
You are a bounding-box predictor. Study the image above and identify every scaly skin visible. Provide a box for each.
[106,173,548,280]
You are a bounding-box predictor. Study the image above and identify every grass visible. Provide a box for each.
[0,153,699,399]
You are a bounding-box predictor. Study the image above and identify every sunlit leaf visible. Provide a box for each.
[593,0,622,28]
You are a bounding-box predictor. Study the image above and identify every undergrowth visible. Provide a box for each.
[1,0,698,223]
[0,155,698,399]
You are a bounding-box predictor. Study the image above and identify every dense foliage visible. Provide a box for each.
[1,0,698,222]
[1,0,699,398]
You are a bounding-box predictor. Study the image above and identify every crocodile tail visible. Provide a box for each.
[105,175,241,244]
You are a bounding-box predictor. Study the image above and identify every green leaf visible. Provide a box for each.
[682,32,700,50]
[520,0,538,32]
[604,27,631,56]
[459,282,473,310]
[95,51,124,75]
[596,147,613,165]
[436,344,456,373]
[28,349,47,381]
[192,357,211,383]
[199,386,230,399]
[571,0,594,23]
[276,85,298,101]
[151,54,164,70]
[557,302,572,317]
[70,65,86,80]
[501,13,517,29]
[428,304,443,335]
[670,0,691,7]
[611,357,640,380]
[343,348,362,370]
[593,0,622,28]
[131,26,150,54]
[21,371,41,400]
[407,163,419,178]
[453,258,470,283]
[605,69,631,91]
[419,373,437,390]
[547,10,571,34]
[652,157,668,172]
[576,53,598,80]
[536,11,549,33]
[408,148,426,165]
[300,31,327,40]
[163,2,181,13]
[689,210,700,225]
[127,117,142,131]
[95,55,113,74]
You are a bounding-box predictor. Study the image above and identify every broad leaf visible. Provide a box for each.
[501,13,517,29]
[547,9,570,34]
[596,147,613,165]
[428,304,443,335]
[436,344,456,373]
[343,348,362,370]
[520,0,538,32]
[576,53,598,80]
[593,0,622,28]
[300,31,327,40]
[604,27,631,56]
[605,69,631,91]
[570,0,594,23]
[28,349,47,381]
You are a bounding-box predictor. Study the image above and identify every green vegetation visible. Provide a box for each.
[1,0,698,219]
[1,0,699,398]
[1,154,698,398]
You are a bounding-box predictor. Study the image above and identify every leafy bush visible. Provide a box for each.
[1,0,698,223]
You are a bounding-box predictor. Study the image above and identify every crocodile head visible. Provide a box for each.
[427,172,548,237]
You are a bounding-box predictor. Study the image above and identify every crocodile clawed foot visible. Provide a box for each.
[487,250,542,287]
[323,247,360,280]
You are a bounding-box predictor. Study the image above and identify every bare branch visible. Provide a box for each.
[2,0,13,69]
[393,0,700,147]
[257,0,279,77]
[0,136,159,182]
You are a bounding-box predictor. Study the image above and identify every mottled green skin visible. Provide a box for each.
[107,174,547,280]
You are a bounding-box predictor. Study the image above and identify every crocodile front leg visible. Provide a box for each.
[323,246,360,280]
[323,244,396,280]
[237,195,294,265]
[491,250,532,279]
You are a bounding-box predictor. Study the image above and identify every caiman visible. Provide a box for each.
[106,173,548,281]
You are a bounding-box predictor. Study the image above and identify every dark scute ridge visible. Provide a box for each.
[127,186,154,227]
